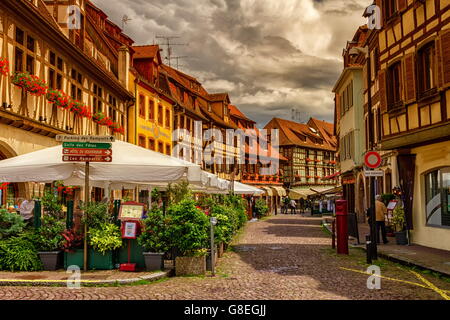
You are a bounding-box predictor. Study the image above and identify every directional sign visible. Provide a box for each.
[63,148,112,156]
[56,135,115,143]
[364,151,382,169]
[63,142,112,149]
[364,170,384,177]
[62,155,112,163]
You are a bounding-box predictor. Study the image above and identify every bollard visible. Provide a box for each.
[366,235,372,264]
[335,200,349,255]
[332,219,336,249]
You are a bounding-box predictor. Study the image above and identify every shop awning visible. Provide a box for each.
[289,188,315,200]
[270,186,287,197]
[261,186,273,196]
[322,172,341,180]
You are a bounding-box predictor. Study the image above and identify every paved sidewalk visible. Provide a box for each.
[353,223,450,277]
[322,218,450,277]
[0,269,172,286]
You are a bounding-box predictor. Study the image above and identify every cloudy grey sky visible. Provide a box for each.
[92,0,369,127]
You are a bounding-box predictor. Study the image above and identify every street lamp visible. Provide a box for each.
[210,217,217,277]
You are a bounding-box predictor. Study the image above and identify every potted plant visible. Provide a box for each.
[88,222,122,270]
[254,199,269,219]
[0,57,9,76]
[12,71,47,96]
[62,228,84,269]
[0,208,25,239]
[392,206,408,245]
[137,209,170,271]
[166,199,210,276]
[35,215,65,270]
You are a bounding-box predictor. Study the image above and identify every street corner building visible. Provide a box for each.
[335,0,450,251]
[0,0,134,203]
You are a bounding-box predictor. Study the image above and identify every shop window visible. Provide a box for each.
[158,141,164,153]
[424,168,450,227]
[166,144,171,156]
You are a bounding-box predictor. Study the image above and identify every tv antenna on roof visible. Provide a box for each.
[169,56,189,70]
[155,35,188,67]
[122,15,132,30]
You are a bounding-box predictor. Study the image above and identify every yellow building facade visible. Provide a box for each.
[128,72,173,156]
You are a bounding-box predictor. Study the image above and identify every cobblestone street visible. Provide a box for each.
[1,215,449,300]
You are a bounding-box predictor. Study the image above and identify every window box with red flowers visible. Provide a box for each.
[93,112,112,126]
[0,57,9,76]
[12,72,47,96]
[46,89,70,110]
[110,122,124,134]
[306,158,312,162]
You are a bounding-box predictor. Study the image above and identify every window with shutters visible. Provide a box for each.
[139,95,146,118]
[387,62,403,110]
[149,99,155,121]
[384,0,397,20]
[417,42,437,99]
[158,105,163,126]
[165,109,171,128]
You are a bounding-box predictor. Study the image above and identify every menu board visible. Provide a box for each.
[387,200,398,211]
[123,221,138,239]
[119,202,145,220]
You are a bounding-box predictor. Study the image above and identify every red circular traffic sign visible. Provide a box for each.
[365,151,382,169]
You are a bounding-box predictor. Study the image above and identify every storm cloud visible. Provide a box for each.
[92,0,369,126]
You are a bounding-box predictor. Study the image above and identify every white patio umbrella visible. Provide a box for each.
[0,140,205,185]
[204,181,264,195]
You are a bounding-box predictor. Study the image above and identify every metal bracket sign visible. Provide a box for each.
[56,135,115,143]
[364,170,384,177]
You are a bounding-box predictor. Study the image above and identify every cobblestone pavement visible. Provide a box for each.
[1,215,449,300]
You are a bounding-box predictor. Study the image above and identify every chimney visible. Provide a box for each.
[118,46,130,88]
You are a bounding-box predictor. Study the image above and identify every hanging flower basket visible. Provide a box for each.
[0,182,10,190]
[0,57,9,76]
[46,89,70,110]
[12,72,47,96]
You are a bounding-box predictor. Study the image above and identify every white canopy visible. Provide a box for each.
[204,181,264,195]
[0,141,207,186]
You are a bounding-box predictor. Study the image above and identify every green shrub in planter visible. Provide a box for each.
[254,199,269,219]
[35,216,65,252]
[210,205,233,245]
[0,209,25,239]
[88,223,122,255]
[80,202,111,230]
[138,209,170,253]
[41,191,64,219]
[166,199,209,257]
[0,232,42,271]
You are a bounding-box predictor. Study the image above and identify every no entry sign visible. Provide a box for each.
[364,151,382,169]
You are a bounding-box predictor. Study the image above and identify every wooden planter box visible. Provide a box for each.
[175,256,206,276]
[64,249,115,270]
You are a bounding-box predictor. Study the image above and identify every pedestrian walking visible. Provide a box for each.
[282,196,290,214]
[375,195,389,244]
[299,198,305,216]
[290,199,297,215]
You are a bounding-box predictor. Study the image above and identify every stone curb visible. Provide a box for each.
[0,269,173,287]
[321,218,450,278]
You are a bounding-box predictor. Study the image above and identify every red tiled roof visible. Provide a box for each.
[208,93,229,102]
[264,118,337,152]
[229,105,254,123]
[133,45,161,60]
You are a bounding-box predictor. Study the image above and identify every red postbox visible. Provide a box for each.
[335,200,349,255]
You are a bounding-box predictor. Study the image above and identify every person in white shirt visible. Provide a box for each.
[19,199,35,225]
[290,199,297,215]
